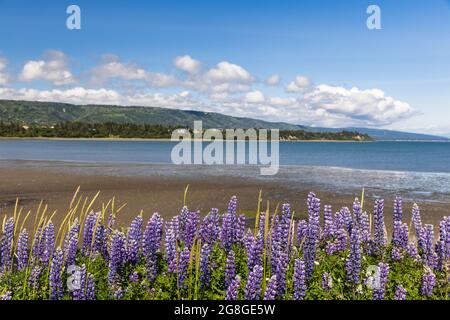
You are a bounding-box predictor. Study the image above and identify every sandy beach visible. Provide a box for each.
[0,160,447,230]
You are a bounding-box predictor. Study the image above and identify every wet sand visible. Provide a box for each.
[0,160,448,230]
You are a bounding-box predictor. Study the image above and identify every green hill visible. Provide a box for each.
[0,99,301,130]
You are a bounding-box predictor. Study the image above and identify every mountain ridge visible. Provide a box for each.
[0,99,447,141]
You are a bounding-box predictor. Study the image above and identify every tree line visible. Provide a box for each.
[0,121,371,141]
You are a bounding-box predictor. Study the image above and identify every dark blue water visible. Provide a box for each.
[0,140,449,173]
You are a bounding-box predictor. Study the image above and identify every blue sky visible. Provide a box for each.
[0,0,449,135]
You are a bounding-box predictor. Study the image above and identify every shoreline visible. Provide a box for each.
[0,136,372,142]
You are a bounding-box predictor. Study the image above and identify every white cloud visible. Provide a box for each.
[19,50,75,86]
[90,55,178,87]
[211,83,250,94]
[205,61,254,83]
[174,55,201,74]
[286,75,311,92]
[0,87,204,111]
[266,74,281,86]
[0,58,10,86]
[245,90,265,103]
[302,84,415,126]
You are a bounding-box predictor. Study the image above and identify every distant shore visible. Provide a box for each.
[0,136,371,142]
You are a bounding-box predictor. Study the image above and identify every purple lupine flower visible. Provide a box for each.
[340,207,353,233]
[107,211,116,235]
[399,223,409,249]
[225,275,240,300]
[394,285,407,300]
[127,215,143,264]
[225,250,236,289]
[270,214,281,272]
[373,199,386,254]
[392,196,403,244]
[0,292,11,300]
[422,224,437,268]
[353,198,363,227]
[108,231,126,284]
[392,220,403,248]
[31,226,43,263]
[435,241,445,271]
[323,205,334,239]
[199,208,220,245]
[335,228,348,251]
[94,223,108,260]
[322,272,333,291]
[165,220,177,273]
[2,218,14,270]
[391,246,403,261]
[178,206,189,241]
[41,221,55,265]
[221,196,238,251]
[258,209,266,235]
[73,264,87,300]
[184,211,199,250]
[244,229,254,255]
[304,192,320,280]
[264,275,278,300]
[333,210,344,231]
[28,266,42,290]
[17,228,29,271]
[278,203,291,252]
[82,212,98,256]
[296,219,308,248]
[421,269,436,297]
[406,242,421,262]
[64,219,79,267]
[372,262,389,300]
[199,244,212,288]
[412,204,424,248]
[49,247,64,300]
[247,232,263,272]
[126,239,139,266]
[178,247,191,289]
[293,259,306,300]
[113,288,125,300]
[360,211,370,243]
[345,226,362,285]
[245,265,263,300]
[143,212,163,281]
[325,241,337,255]
[86,273,95,300]
[439,216,449,260]
[393,196,403,222]
[235,214,246,244]
[444,216,450,258]
[275,251,288,297]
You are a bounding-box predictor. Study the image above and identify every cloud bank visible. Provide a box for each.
[0,50,417,128]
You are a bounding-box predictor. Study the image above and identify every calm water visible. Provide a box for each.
[0,140,449,172]
[1,140,450,202]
